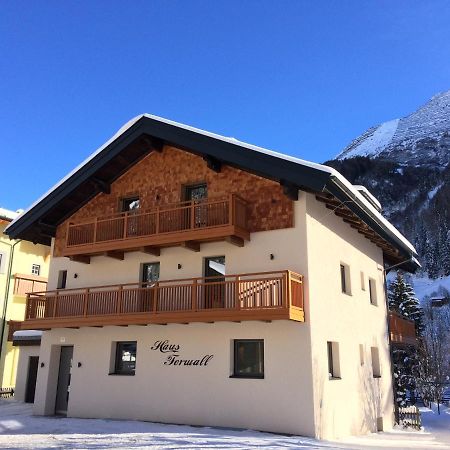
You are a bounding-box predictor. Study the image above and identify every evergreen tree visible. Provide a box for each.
[388,272,423,409]
[388,272,424,335]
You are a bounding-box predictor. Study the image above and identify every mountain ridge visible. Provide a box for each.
[326,90,450,300]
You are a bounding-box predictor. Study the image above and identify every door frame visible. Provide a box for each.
[54,345,74,415]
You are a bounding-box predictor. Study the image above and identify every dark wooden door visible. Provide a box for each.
[140,263,160,311]
[184,183,208,228]
[55,346,73,415]
[25,356,39,403]
[204,256,225,308]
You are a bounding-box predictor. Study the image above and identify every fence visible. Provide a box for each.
[398,406,421,429]
[0,387,14,399]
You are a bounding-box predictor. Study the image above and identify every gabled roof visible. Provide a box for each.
[5,114,420,272]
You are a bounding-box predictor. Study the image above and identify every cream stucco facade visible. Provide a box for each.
[27,195,394,439]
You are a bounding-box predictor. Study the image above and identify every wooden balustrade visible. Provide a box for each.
[389,311,417,346]
[13,274,48,296]
[23,270,305,329]
[64,195,249,257]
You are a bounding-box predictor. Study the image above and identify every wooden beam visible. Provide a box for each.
[226,236,245,247]
[139,246,160,256]
[143,136,164,152]
[38,221,56,234]
[104,251,124,261]
[182,241,200,252]
[281,181,299,201]
[203,155,222,172]
[69,255,90,264]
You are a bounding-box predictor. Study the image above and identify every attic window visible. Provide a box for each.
[121,197,140,212]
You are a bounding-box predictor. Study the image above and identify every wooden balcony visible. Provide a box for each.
[13,274,48,296]
[22,270,304,329]
[62,195,249,261]
[389,311,417,346]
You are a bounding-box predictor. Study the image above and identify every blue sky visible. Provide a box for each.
[1,1,449,211]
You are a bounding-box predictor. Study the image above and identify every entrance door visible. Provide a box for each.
[184,183,208,228]
[55,346,73,415]
[140,263,160,311]
[25,356,39,403]
[204,256,226,308]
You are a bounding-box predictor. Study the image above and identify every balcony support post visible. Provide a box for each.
[152,282,159,313]
[192,279,198,312]
[235,276,240,310]
[83,289,89,317]
[53,291,58,318]
[117,286,123,314]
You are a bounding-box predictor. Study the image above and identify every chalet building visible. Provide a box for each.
[5,115,420,439]
[0,207,49,396]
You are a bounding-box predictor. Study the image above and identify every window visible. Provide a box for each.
[0,251,6,274]
[121,196,140,212]
[232,339,264,379]
[369,278,377,305]
[327,341,341,379]
[340,263,351,295]
[371,347,381,378]
[57,270,67,289]
[31,264,40,276]
[360,271,366,291]
[359,344,365,366]
[113,342,137,375]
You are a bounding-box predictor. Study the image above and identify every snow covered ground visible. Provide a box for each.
[0,400,449,449]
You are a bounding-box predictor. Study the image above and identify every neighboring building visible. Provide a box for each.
[0,208,50,391]
[5,115,420,439]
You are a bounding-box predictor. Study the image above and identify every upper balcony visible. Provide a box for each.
[62,195,249,261]
[22,270,304,329]
[389,311,417,346]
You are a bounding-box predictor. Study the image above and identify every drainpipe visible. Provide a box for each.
[383,265,399,424]
[0,239,22,360]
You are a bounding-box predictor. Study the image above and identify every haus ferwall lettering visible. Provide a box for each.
[150,339,213,367]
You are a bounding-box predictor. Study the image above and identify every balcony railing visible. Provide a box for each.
[63,194,249,256]
[23,270,304,328]
[13,274,48,296]
[389,311,417,346]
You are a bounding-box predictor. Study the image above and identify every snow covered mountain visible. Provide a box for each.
[336,90,450,168]
[327,90,450,301]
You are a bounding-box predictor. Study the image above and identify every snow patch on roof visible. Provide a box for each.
[13,330,43,339]
[0,207,20,222]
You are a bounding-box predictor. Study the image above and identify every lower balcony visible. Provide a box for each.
[23,270,304,329]
[389,311,417,346]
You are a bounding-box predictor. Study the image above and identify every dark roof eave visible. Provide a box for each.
[325,176,420,273]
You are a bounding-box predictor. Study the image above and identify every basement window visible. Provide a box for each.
[371,346,381,378]
[112,341,137,375]
[327,341,341,379]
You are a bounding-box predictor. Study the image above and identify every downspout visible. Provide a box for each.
[0,239,22,360]
[384,264,398,424]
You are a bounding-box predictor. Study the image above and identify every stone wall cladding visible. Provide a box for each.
[54,146,293,256]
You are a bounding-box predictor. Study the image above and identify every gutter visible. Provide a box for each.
[325,175,420,272]
[0,239,22,360]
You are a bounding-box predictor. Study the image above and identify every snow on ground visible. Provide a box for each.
[0,400,449,449]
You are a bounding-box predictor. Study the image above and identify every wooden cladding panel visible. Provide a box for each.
[54,146,293,256]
